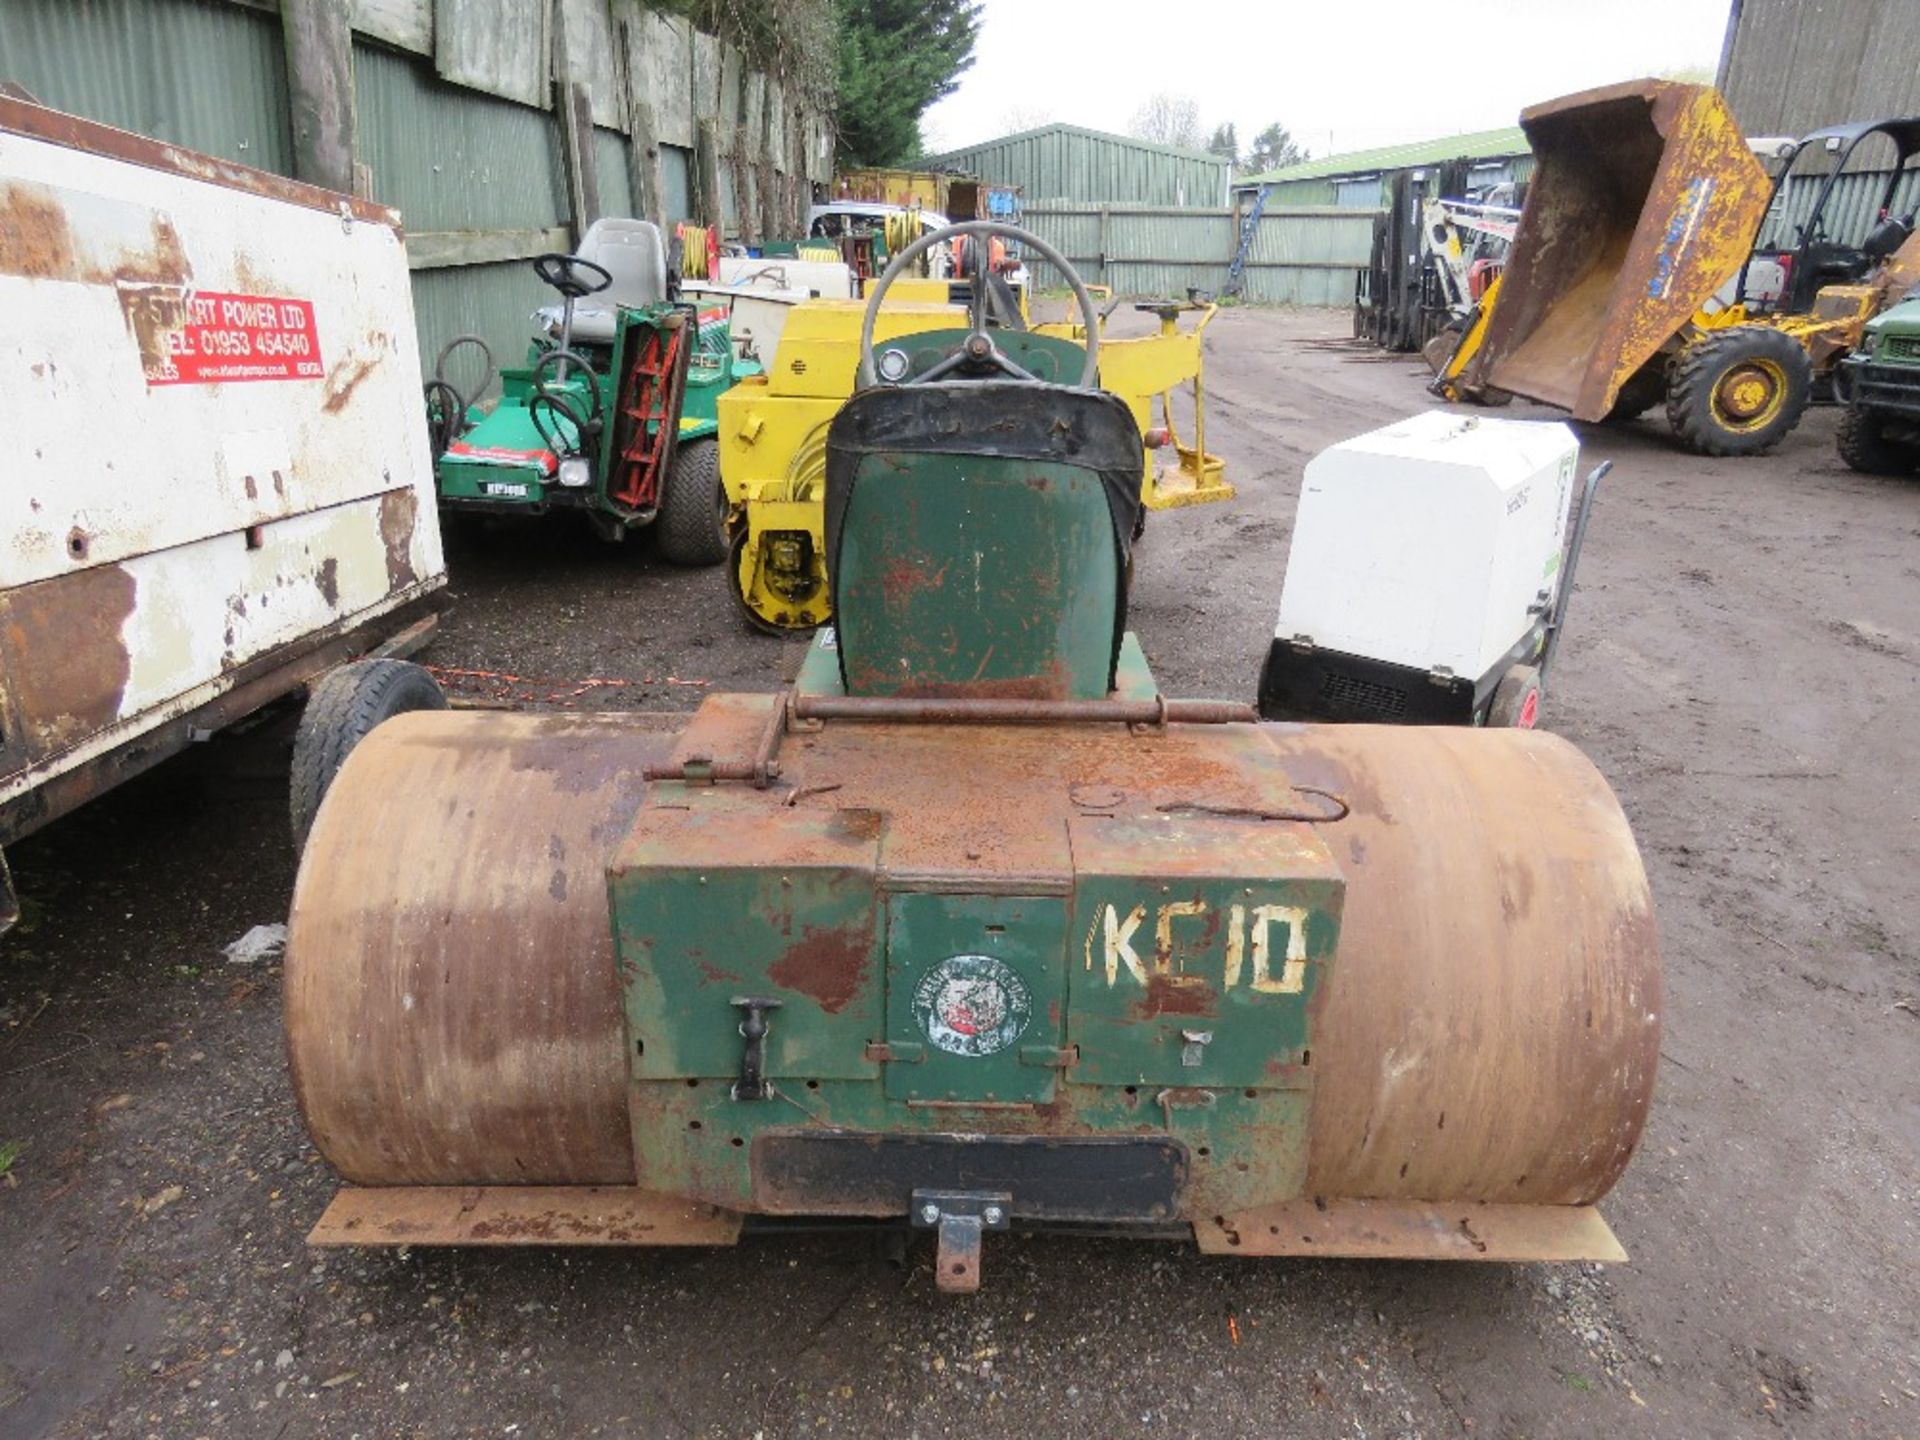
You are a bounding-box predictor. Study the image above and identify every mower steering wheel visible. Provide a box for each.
[858,221,1099,389]
[532,253,613,300]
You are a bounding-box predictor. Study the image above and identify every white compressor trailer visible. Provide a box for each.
[1258,411,1608,729]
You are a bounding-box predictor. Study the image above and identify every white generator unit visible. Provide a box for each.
[1258,411,1602,728]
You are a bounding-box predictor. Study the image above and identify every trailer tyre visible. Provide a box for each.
[1487,664,1542,729]
[655,438,729,567]
[290,659,447,852]
[1665,326,1812,456]
[1835,406,1918,475]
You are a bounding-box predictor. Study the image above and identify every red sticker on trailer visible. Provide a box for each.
[125,288,325,386]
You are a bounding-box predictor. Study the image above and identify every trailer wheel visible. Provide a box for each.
[1665,325,1812,456]
[655,438,728,566]
[1836,406,1918,475]
[1487,665,1542,729]
[290,659,447,851]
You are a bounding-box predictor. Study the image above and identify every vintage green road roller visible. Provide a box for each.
[287,226,1660,1292]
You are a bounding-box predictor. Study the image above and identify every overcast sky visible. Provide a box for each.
[922,0,1735,160]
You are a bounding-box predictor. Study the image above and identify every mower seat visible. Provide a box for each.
[538,218,669,344]
[824,381,1144,700]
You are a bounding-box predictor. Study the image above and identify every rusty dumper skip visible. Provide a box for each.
[287,224,1662,1292]
[0,100,448,913]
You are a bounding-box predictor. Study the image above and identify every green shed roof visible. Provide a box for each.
[925,122,1228,169]
[1239,125,1532,187]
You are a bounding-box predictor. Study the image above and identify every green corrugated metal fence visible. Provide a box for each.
[1020,204,1378,306]
[0,0,292,171]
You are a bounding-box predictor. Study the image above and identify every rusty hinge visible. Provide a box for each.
[659,754,718,785]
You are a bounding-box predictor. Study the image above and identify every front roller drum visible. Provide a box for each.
[287,716,1659,1267]
[286,711,679,1187]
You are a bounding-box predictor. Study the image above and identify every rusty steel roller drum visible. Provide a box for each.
[289,714,1658,1214]
[1262,723,1661,1207]
[286,711,676,1186]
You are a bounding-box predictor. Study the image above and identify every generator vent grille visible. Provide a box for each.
[1884,335,1920,360]
[1319,671,1410,720]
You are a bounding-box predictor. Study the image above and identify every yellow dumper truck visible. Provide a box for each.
[1434,80,1920,455]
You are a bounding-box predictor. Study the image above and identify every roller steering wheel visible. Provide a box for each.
[532,253,613,300]
[858,221,1100,389]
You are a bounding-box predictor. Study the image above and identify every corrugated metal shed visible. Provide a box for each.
[353,42,569,235]
[1719,0,1920,140]
[924,124,1231,208]
[1236,126,1533,207]
[0,0,293,173]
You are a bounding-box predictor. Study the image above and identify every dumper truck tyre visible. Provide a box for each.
[1604,365,1668,424]
[290,659,447,852]
[1487,664,1542,729]
[655,438,728,567]
[1836,406,1918,475]
[1665,327,1813,456]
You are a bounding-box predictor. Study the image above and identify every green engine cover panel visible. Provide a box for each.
[605,696,1343,1219]
[832,456,1120,700]
[611,802,884,1083]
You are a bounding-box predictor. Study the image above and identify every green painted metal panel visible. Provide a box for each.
[1065,815,1342,1089]
[353,40,567,233]
[884,893,1068,1104]
[0,0,291,173]
[612,801,885,1082]
[834,457,1121,700]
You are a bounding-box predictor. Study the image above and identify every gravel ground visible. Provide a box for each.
[1,305,1916,1440]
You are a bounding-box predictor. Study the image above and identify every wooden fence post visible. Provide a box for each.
[281,0,355,195]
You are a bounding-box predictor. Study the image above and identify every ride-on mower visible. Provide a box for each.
[717,223,1230,630]
[428,219,753,562]
[287,223,1661,1293]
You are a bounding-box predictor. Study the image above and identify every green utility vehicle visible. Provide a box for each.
[1836,290,1920,474]
[427,219,756,562]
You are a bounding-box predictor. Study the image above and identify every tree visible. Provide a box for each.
[1247,122,1308,174]
[1000,104,1056,135]
[1206,122,1240,167]
[1128,93,1204,150]
[833,0,983,167]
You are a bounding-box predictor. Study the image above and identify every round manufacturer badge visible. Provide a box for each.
[913,954,1032,1058]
